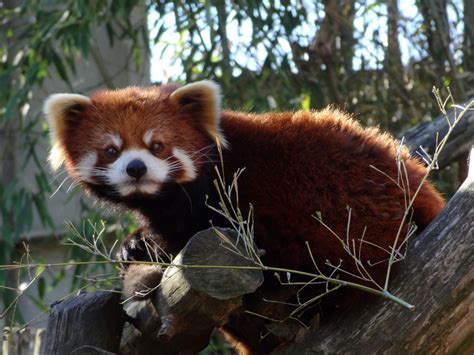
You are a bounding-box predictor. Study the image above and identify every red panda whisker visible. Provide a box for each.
[188,150,219,161]
[51,176,71,197]
[51,169,70,179]
[177,183,193,212]
[200,158,222,164]
[166,160,183,168]
[188,144,216,157]
[190,151,219,159]
[188,148,220,159]
[66,180,81,193]
[50,172,72,186]
[163,156,177,162]
[89,169,110,175]
[167,168,182,173]
[189,153,218,162]
[75,169,109,179]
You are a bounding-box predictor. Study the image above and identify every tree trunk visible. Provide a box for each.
[275,146,474,354]
[417,0,465,97]
[385,0,414,131]
[464,0,474,68]
[339,0,355,78]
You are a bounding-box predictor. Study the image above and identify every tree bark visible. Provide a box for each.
[275,146,474,354]
[464,0,474,73]
[312,0,349,107]
[385,0,414,130]
[43,291,124,355]
[417,0,465,97]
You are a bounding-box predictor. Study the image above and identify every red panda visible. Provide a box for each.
[45,81,445,353]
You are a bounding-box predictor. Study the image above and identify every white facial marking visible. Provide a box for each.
[48,143,65,171]
[143,129,155,146]
[44,93,92,171]
[173,148,197,182]
[107,133,123,149]
[107,149,170,196]
[76,152,98,183]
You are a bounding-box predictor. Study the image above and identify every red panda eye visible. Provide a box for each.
[150,142,163,155]
[105,147,118,158]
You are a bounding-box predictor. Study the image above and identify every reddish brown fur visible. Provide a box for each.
[216,109,445,352]
[53,85,445,353]
[220,109,444,273]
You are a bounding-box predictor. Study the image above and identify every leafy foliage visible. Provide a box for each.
[149,0,472,132]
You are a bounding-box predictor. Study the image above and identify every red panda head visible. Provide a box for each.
[45,81,227,198]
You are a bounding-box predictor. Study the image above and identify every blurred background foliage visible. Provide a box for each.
[0,0,472,338]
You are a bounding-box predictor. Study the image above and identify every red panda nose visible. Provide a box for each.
[126,160,147,180]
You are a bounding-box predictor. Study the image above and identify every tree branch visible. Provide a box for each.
[402,100,474,169]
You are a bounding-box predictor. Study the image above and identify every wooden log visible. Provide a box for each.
[275,146,474,354]
[120,227,264,354]
[43,291,124,355]
[402,99,474,169]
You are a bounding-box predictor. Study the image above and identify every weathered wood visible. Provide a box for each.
[43,291,124,355]
[276,146,474,354]
[120,227,264,354]
[71,345,117,355]
[120,299,161,355]
[402,99,474,169]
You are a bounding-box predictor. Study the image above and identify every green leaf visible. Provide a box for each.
[32,194,55,229]
[301,93,311,111]
[51,268,66,288]
[36,264,46,277]
[51,49,69,82]
[37,277,46,301]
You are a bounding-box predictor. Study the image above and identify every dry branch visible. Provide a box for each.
[275,147,474,354]
[402,99,474,168]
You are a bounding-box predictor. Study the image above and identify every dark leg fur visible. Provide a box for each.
[117,227,167,270]
[118,228,166,299]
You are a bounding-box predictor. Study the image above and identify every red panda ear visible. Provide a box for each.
[170,81,229,148]
[44,93,91,170]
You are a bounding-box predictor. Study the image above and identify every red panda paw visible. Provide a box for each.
[117,228,164,270]
[118,228,165,299]
[122,263,163,299]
